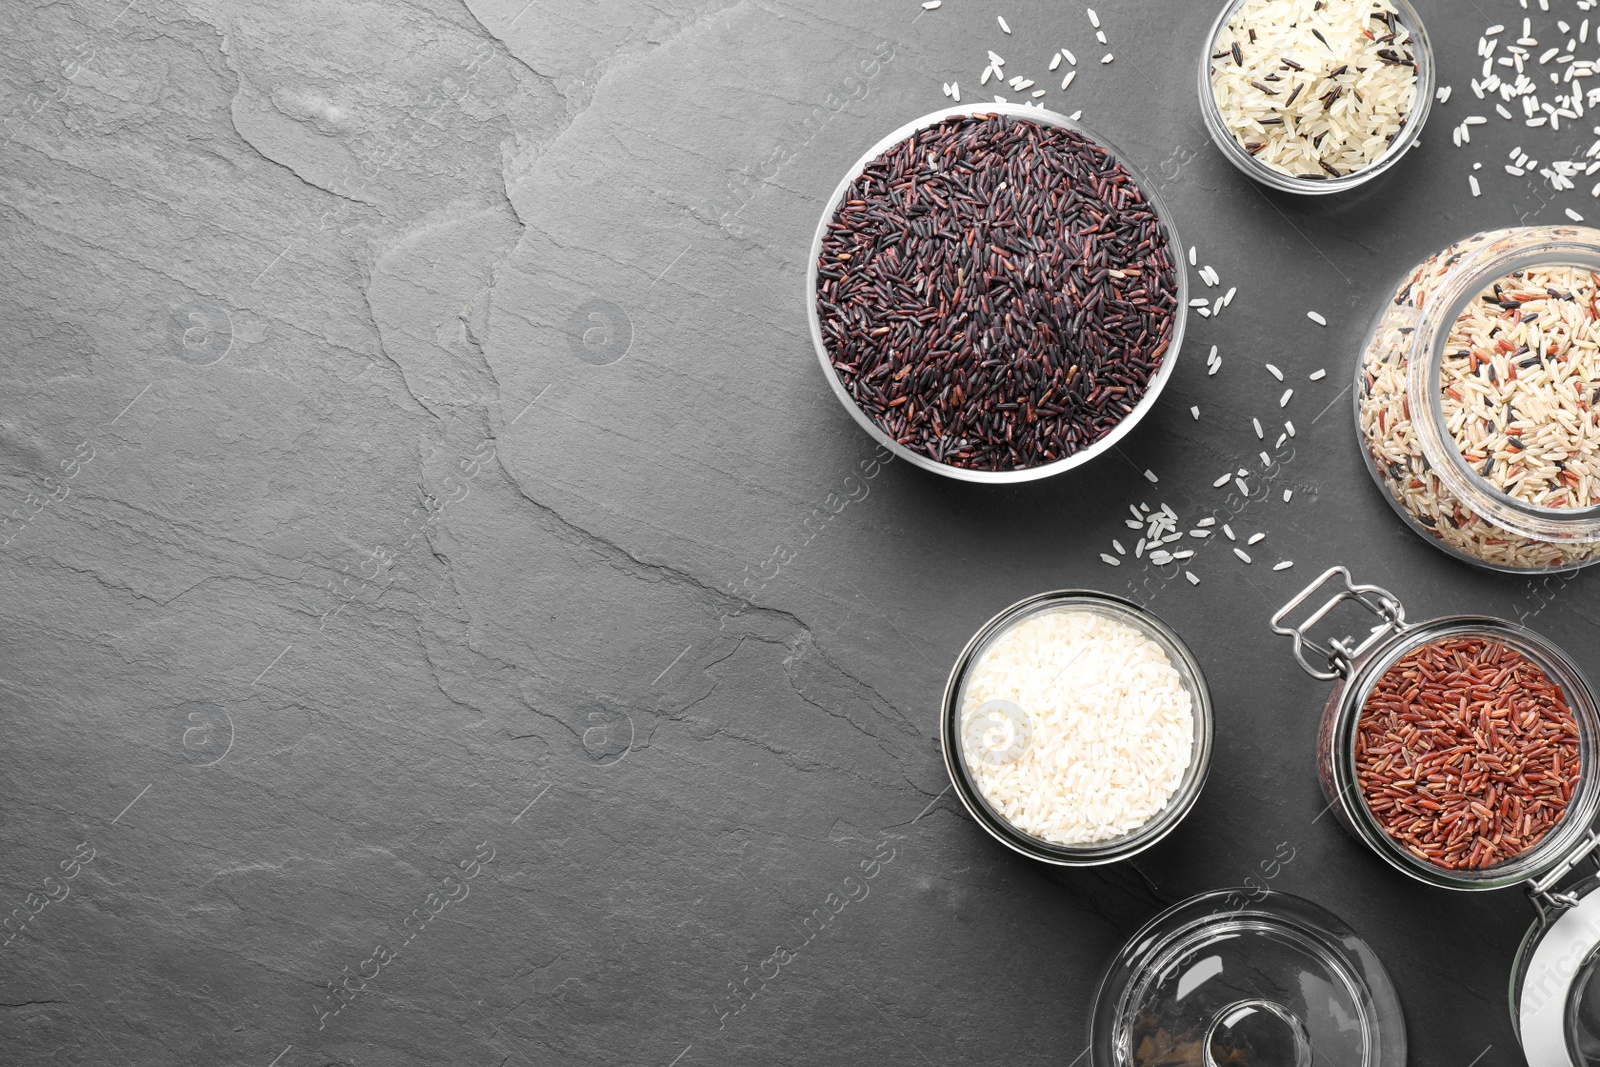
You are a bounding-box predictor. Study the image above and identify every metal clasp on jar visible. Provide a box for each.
[1526,829,1600,926]
[1270,566,1410,680]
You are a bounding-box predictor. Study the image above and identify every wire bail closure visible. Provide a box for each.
[1270,566,1409,681]
[1527,829,1600,926]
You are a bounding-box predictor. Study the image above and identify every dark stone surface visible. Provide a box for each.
[0,0,1592,1064]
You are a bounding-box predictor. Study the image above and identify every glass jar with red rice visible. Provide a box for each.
[1271,565,1600,892]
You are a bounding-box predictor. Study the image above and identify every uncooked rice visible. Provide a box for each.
[958,608,1193,845]
[1209,0,1419,179]
[1440,264,1600,509]
[1358,231,1600,569]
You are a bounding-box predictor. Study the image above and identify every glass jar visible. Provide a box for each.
[1271,566,1600,891]
[1197,0,1433,195]
[1091,889,1406,1067]
[1512,838,1600,1067]
[940,591,1213,866]
[1356,226,1600,571]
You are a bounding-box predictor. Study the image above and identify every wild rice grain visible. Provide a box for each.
[817,114,1178,472]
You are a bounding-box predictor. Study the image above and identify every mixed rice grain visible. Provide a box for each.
[1440,264,1600,509]
[1209,0,1419,180]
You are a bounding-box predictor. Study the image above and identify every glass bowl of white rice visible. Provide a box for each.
[1197,0,1434,195]
[941,591,1214,866]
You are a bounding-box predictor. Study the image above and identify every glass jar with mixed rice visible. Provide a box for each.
[1271,566,1600,892]
[940,590,1214,866]
[1357,226,1600,571]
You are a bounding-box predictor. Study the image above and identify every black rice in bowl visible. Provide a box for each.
[815,112,1179,473]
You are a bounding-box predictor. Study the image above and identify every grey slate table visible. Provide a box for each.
[0,0,1586,1063]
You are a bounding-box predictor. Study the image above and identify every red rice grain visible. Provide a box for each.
[1355,635,1580,871]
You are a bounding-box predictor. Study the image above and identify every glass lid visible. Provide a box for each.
[1091,890,1405,1067]
[1516,867,1600,1067]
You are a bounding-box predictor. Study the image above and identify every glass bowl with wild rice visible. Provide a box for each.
[1357,226,1600,572]
[808,103,1187,483]
[1198,0,1434,194]
[940,590,1214,866]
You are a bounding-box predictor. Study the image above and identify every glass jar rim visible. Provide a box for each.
[1196,0,1434,195]
[1329,614,1600,890]
[939,590,1214,866]
[1403,226,1600,542]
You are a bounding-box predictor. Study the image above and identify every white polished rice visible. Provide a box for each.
[1210,0,1418,179]
[959,608,1194,845]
